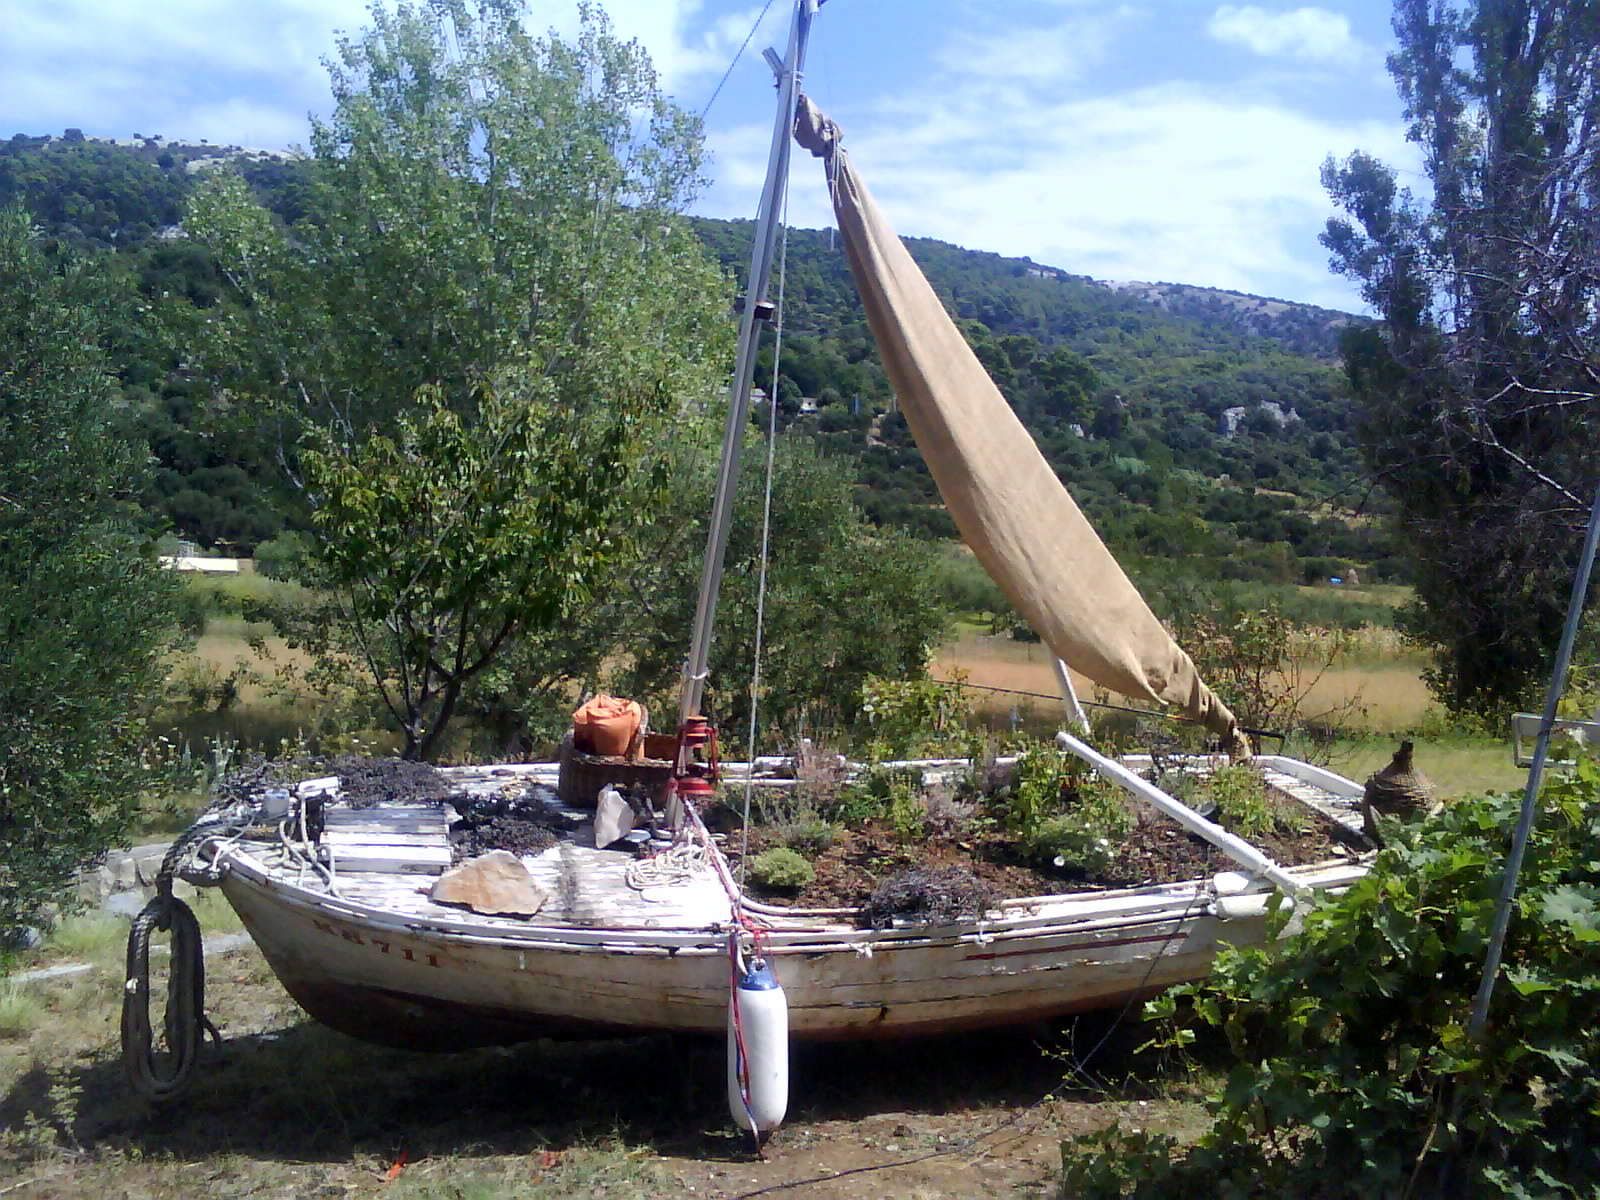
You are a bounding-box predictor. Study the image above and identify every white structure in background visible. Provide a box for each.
[159,556,240,574]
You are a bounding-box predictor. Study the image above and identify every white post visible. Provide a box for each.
[1056,730,1307,896]
[1051,657,1090,733]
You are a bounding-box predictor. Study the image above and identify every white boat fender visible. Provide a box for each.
[727,957,788,1135]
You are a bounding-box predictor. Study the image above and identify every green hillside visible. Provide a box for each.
[2,130,1395,594]
[695,217,1392,588]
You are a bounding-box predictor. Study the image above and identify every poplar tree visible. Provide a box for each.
[1321,0,1599,714]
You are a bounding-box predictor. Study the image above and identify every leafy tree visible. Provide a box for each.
[1321,0,1600,715]
[613,435,949,742]
[0,204,178,935]
[183,1,730,759]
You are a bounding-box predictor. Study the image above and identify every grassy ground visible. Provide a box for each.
[0,897,1210,1199]
[1323,735,1526,800]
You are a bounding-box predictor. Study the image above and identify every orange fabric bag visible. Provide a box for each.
[571,694,644,758]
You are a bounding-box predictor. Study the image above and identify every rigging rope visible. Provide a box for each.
[737,142,793,893]
[700,0,779,122]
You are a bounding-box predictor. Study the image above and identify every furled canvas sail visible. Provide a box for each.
[794,97,1248,752]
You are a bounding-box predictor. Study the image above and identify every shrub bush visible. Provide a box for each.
[747,848,814,892]
[775,816,838,856]
[1024,814,1115,876]
[1061,763,1600,1198]
[1205,763,1275,838]
[252,529,312,581]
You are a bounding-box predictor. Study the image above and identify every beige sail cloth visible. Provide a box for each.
[794,97,1248,755]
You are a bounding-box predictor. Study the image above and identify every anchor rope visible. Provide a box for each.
[120,806,246,1100]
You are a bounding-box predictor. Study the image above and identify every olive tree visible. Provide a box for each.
[0,204,179,935]
[612,434,950,742]
[185,1,730,758]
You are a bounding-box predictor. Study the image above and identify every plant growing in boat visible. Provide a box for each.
[1023,775,1137,875]
[1003,745,1070,838]
[747,848,814,892]
[887,777,927,843]
[921,784,980,839]
[1206,763,1304,838]
[829,766,915,828]
[774,815,839,856]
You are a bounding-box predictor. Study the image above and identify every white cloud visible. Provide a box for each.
[0,0,780,150]
[936,6,1138,84]
[1207,5,1369,66]
[0,0,367,145]
[542,1,790,99]
[706,55,1417,311]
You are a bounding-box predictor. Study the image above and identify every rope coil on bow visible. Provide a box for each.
[121,804,252,1100]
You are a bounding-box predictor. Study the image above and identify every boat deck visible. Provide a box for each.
[231,762,737,932]
[321,836,735,931]
[224,756,1369,938]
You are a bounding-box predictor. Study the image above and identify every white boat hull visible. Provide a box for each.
[219,849,1364,1048]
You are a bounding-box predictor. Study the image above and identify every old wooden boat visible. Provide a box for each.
[128,0,1376,1113]
[200,752,1369,1050]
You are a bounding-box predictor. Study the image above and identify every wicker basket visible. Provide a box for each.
[557,732,676,809]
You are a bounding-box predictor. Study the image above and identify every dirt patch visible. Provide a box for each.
[213,754,461,810]
[321,756,458,809]
[740,791,1349,912]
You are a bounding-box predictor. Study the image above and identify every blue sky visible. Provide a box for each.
[1,1,1420,311]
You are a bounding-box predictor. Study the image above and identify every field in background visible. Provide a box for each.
[163,574,1526,800]
[936,624,1527,799]
[935,625,1437,734]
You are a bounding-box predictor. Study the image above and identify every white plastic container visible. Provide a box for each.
[727,957,788,1134]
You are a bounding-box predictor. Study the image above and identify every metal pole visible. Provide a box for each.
[679,0,817,724]
[1468,480,1600,1036]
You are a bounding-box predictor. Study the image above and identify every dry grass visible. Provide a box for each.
[186,628,314,707]
[43,914,129,968]
[933,631,1091,703]
[0,983,44,1040]
[936,628,1441,735]
[1298,663,1434,732]
[0,906,1193,1199]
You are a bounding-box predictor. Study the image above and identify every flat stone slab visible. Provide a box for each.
[430,850,548,917]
